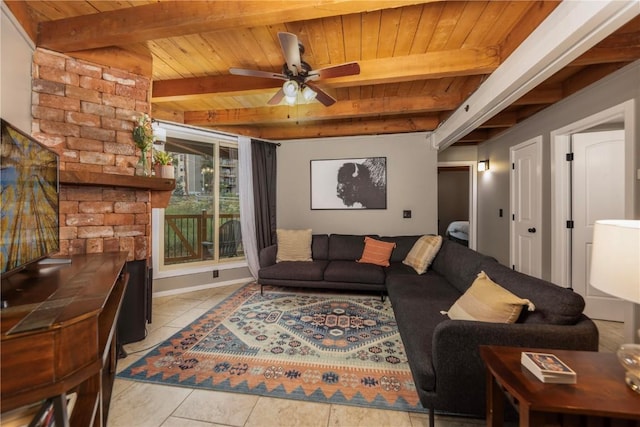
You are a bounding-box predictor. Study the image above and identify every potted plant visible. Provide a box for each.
[132,114,154,176]
[153,149,175,179]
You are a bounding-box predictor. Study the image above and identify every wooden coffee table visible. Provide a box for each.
[479,345,640,427]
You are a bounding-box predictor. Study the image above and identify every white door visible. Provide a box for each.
[510,137,542,278]
[572,130,625,321]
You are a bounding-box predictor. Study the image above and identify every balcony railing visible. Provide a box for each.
[163,211,242,264]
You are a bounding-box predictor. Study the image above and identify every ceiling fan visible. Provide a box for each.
[229,32,360,107]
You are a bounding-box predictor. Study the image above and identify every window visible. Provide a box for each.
[153,123,242,275]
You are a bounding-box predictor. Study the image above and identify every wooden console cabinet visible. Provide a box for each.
[1,252,129,426]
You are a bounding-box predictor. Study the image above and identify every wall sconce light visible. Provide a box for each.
[478,159,490,172]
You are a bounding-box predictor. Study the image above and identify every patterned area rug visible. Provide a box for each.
[118,283,426,412]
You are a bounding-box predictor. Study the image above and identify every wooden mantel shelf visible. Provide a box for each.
[60,170,175,190]
[60,170,175,208]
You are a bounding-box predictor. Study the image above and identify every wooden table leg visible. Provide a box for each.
[518,404,546,427]
[486,370,504,427]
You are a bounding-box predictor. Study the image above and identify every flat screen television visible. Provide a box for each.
[1,119,60,279]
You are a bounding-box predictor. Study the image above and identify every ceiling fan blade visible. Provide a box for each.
[229,68,287,80]
[278,32,302,76]
[305,82,336,107]
[267,88,285,105]
[307,62,360,81]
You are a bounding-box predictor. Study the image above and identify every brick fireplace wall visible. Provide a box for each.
[31,48,152,261]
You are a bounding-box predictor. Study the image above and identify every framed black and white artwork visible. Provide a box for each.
[310,157,387,210]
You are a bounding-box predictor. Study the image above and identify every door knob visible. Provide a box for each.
[528,227,537,233]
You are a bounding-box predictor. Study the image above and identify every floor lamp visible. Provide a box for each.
[589,219,640,393]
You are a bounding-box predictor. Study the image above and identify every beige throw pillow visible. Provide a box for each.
[444,271,536,323]
[403,235,443,274]
[276,229,313,262]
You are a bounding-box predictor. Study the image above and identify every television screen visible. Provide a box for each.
[1,119,59,278]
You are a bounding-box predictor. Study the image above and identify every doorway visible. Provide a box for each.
[551,100,635,322]
[437,161,477,250]
[571,129,625,320]
[510,136,542,278]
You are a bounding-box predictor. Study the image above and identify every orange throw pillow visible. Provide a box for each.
[357,236,396,267]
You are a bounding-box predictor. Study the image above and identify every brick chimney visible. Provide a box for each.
[31,48,152,261]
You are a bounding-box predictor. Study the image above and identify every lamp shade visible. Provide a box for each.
[301,85,317,101]
[590,220,640,304]
[282,80,299,97]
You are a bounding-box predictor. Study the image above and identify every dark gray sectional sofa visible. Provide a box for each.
[259,234,390,296]
[258,233,599,421]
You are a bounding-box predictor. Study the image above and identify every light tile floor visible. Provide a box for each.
[108,283,624,427]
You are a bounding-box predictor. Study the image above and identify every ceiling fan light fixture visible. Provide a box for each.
[282,80,299,97]
[284,95,297,105]
[302,85,317,101]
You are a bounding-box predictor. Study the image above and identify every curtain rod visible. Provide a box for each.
[253,138,281,146]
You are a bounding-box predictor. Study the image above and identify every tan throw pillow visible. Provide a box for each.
[444,271,536,323]
[276,229,312,262]
[357,236,396,267]
[403,235,443,274]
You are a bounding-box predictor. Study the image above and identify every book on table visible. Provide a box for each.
[521,351,577,384]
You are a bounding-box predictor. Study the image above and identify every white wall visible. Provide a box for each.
[475,60,640,278]
[438,145,477,163]
[1,2,34,130]
[277,133,438,236]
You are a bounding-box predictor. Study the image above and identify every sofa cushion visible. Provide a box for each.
[385,262,420,281]
[431,239,491,293]
[311,234,329,260]
[324,260,386,284]
[479,260,586,325]
[445,271,535,323]
[358,236,396,267]
[276,229,312,262]
[380,235,421,262]
[386,272,462,391]
[259,260,329,281]
[403,235,443,274]
[328,234,378,260]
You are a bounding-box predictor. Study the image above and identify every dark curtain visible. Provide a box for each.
[251,139,277,251]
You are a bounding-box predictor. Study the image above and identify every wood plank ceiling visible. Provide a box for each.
[6,1,640,144]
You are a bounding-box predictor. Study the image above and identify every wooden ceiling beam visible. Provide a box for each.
[68,47,153,77]
[152,47,500,101]
[431,0,640,150]
[153,76,282,102]
[4,1,38,43]
[37,0,435,52]
[183,94,460,126]
[512,85,563,106]
[563,63,629,96]
[328,46,500,86]
[455,129,489,143]
[213,115,441,140]
[515,104,551,120]
[570,45,640,66]
[478,112,518,129]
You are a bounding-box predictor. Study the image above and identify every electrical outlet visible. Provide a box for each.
[212,270,219,278]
